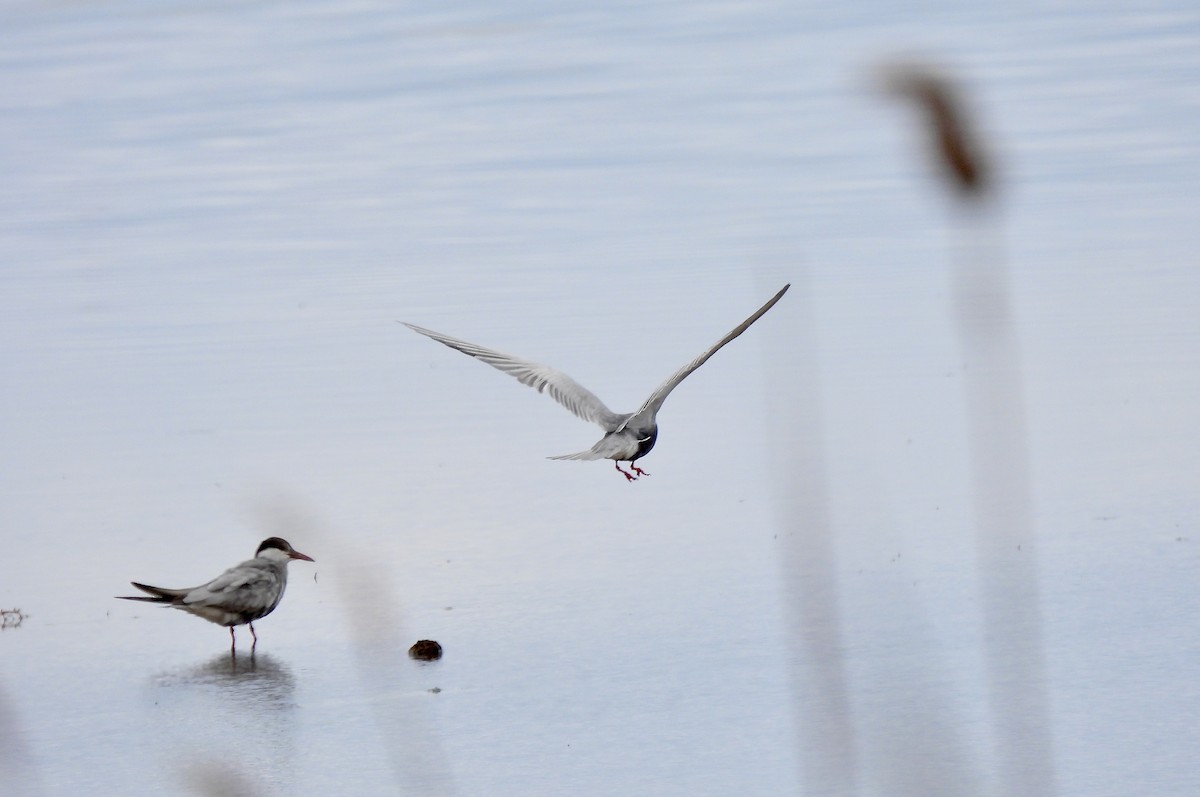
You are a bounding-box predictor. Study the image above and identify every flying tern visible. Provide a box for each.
[117,537,314,653]
[404,284,789,480]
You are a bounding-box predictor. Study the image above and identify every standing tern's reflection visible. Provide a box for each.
[150,653,298,793]
[154,651,296,707]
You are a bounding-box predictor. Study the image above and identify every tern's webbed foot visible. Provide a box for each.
[614,462,638,481]
[630,464,649,477]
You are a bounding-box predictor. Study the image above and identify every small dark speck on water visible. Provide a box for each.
[429,687,442,694]
[409,640,443,660]
[444,606,453,611]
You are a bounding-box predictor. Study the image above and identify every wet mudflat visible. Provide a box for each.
[2,2,1199,795]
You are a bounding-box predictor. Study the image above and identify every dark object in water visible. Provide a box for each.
[0,608,27,629]
[409,639,443,660]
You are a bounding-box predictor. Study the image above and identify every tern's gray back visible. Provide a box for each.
[179,556,291,625]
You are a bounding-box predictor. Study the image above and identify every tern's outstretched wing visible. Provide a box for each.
[621,284,790,430]
[404,322,626,431]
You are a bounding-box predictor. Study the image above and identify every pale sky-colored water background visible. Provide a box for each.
[1,1,1198,796]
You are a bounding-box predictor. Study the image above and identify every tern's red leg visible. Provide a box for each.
[249,622,258,651]
[614,461,637,481]
[229,627,237,656]
[630,463,649,477]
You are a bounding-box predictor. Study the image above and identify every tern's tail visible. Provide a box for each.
[116,582,187,603]
[548,434,629,461]
[547,449,606,461]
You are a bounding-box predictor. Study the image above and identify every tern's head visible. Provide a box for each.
[256,537,315,564]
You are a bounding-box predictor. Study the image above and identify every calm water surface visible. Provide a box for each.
[1,2,1198,795]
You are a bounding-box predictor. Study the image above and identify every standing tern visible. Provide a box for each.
[117,537,314,653]
[404,283,789,480]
